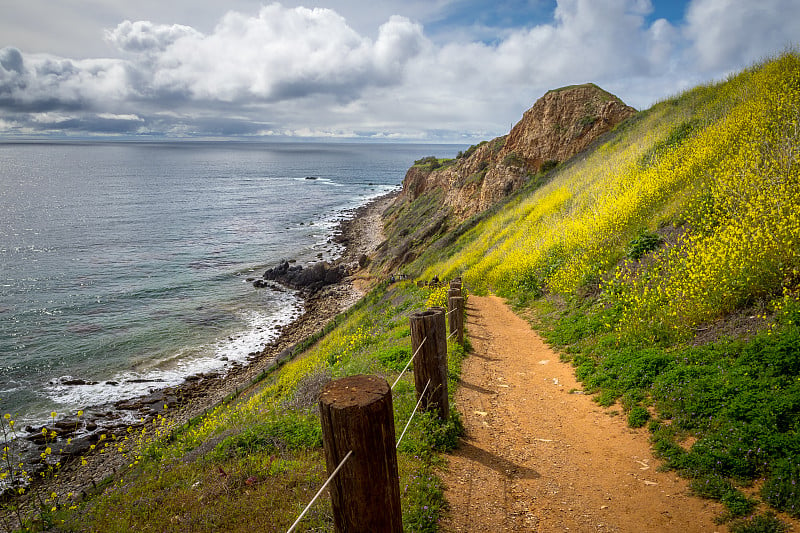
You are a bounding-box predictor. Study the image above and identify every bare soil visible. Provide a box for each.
[441,295,726,532]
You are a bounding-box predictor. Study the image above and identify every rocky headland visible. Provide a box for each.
[401,83,635,221]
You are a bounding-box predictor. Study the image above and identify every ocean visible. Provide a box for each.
[0,141,462,427]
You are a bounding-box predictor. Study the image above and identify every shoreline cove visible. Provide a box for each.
[4,190,398,501]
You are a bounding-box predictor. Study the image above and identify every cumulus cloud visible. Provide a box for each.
[0,0,797,139]
[105,5,425,102]
[106,20,202,55]
[684,0,800,72]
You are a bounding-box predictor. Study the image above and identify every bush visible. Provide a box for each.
[691,474,756,517]
[762,458,800,517]
[540,159,559,173]
[502,152,524,167]
[627,406,650,428]
[730,513,788,533]
[413,156,444,170]
[627,231,664,260]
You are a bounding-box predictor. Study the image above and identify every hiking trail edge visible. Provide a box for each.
[441,295,724,532]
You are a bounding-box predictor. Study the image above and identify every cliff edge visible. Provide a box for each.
[402,83,636,221]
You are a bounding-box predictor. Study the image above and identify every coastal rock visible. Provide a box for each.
[61,378,98,386]
[258,260,347,293]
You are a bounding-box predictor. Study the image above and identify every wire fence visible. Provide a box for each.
[396,379,431,449]
[391,336,426,389]
[284,279,466,532]
[286,449,353,533]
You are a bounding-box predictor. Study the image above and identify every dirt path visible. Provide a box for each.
[441,295,725,532]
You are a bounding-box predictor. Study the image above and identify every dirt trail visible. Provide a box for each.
[441,295,725,532]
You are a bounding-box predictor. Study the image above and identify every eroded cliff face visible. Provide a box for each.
[402,83,636,221]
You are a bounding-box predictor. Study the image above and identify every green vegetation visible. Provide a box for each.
[539,159,559,174]
[502,151,524,167]
[403,52,800,528]
[3,281,465,532]
[546,82,622,104]
[413,155,454,170]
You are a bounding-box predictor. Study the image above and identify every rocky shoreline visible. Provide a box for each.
[4,190,398,505]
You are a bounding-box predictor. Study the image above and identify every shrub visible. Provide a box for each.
[762,459,800,517]
[540,159,559,173]
[502,152,524,167]
[691,474,756,517]
[627,406,650,428]
[626,231,664,260]
[730,513,788,533]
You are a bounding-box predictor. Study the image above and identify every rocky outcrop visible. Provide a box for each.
[402,83,636,221]
[256,260,347,294]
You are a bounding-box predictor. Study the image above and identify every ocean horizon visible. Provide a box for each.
[0,140,463,427]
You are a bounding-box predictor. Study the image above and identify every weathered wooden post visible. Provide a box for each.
[448,295,465,345]
[319,375,402,532]
[409,308,449,420]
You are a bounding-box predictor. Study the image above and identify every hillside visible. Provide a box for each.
[399,51,800,530]
[3,53,798,533]
[401,83,635,222]
[376,83,635,274]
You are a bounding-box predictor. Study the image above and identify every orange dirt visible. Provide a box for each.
[441,295,726,532]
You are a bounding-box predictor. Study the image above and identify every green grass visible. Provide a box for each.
[22,280,466,533]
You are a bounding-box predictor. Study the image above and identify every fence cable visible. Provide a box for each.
[447,330,458,340]
[396,379,431,449]
[445,307,459,315]
[286,449,353,533]
[391,336,426,389]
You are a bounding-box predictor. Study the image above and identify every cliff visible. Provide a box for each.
[402,83,636,221]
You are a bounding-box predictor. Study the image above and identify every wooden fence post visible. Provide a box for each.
[448,295,465,345]
[319,375,402,533]
[409,309,449,420]
[448,287,461,301]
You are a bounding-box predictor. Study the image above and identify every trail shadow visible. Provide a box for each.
[457,379,495,396]
[455,441,540,480]
[471,350,499,361]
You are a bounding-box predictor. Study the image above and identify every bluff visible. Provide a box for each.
[402,83,636,221]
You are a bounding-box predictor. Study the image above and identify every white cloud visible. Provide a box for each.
[684,0,800,72]
[111,4,425,103]
[0,0,798,140]
[106,20,202,55]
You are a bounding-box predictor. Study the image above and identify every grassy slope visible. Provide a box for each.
[4,282,464,532]
[410,52,800,528]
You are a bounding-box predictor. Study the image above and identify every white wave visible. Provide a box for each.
[42,292,303,413]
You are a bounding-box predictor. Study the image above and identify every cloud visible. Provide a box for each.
[0,0,798,140]
[106,20,202,55]
[684,0,800,72]
[105,5,425,102]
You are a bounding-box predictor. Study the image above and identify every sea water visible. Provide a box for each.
[0,141,461,426]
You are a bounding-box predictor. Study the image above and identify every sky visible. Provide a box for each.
[1,0,798,142]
